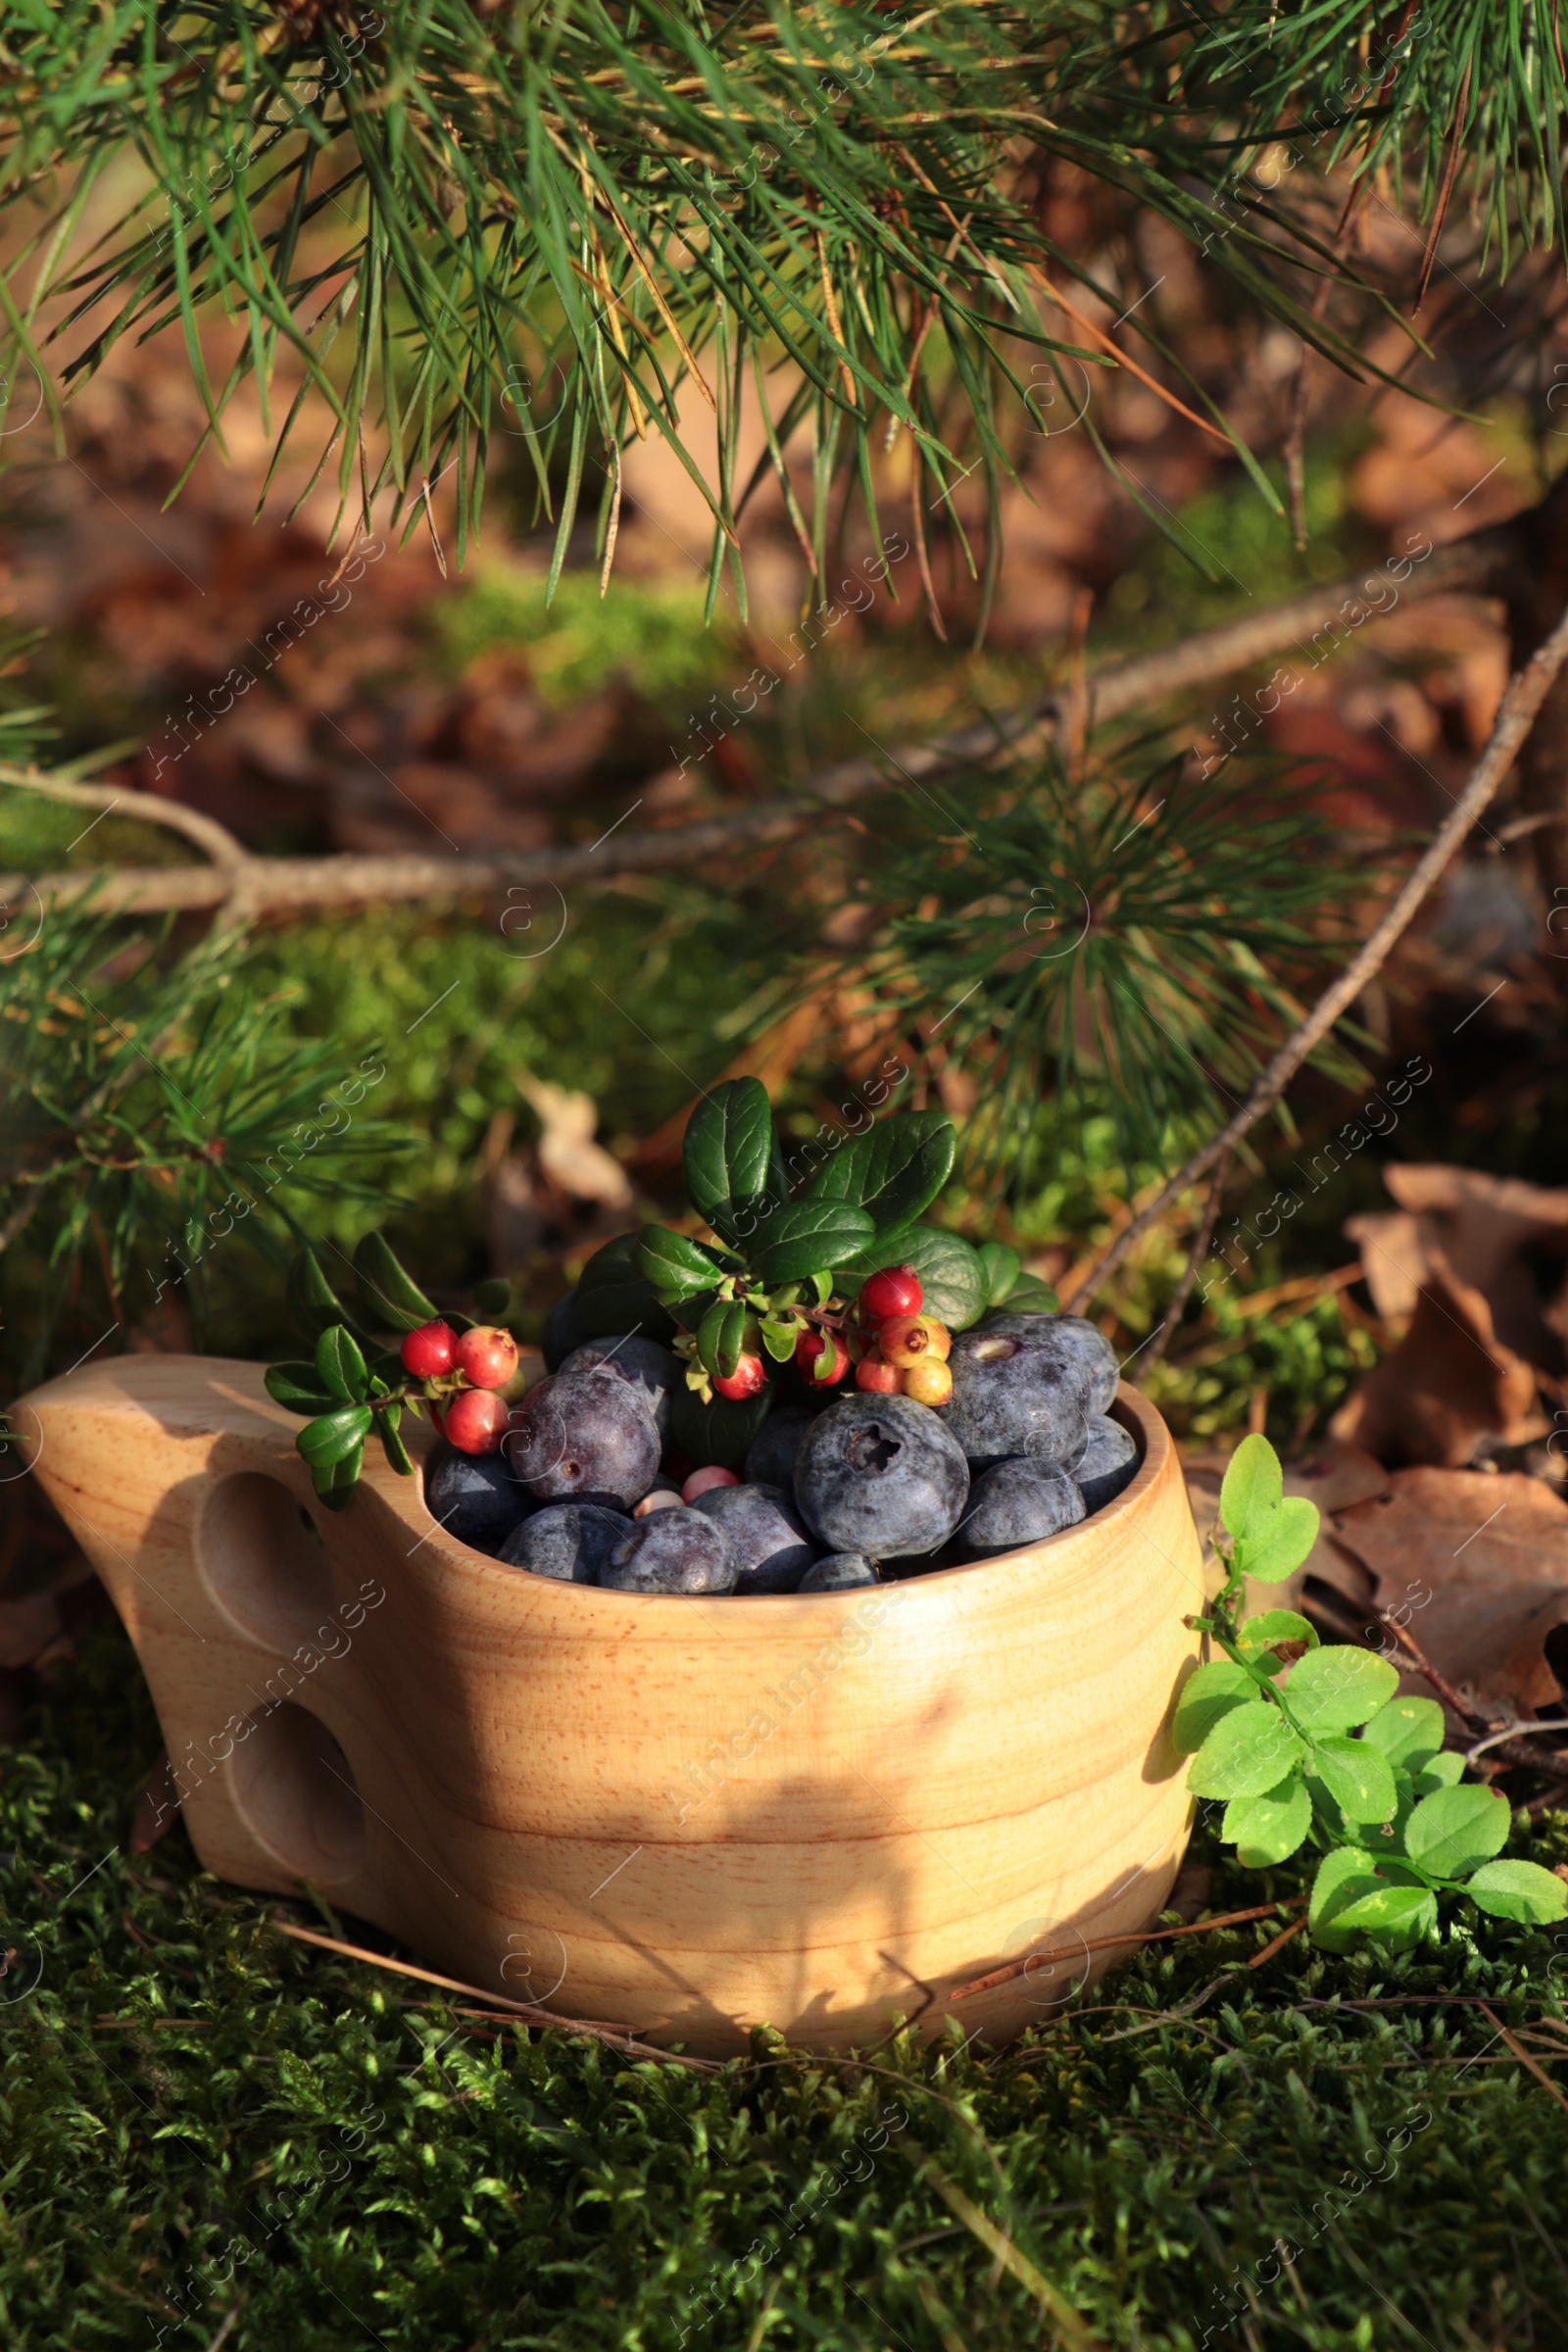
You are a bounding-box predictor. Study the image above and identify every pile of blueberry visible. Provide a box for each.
[419,1263,1140,1594]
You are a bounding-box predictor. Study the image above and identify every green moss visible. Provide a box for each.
[434,565,737,708]
[5,1619,1566,2349]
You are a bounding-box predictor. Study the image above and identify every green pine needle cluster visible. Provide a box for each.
[3,4,1560,599]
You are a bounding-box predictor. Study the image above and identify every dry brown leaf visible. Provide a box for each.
[1332,1468,1568,1719]
[1331,1249,1545,1466]
[515,1073,633,1208]
[1383,1164,1568,1369]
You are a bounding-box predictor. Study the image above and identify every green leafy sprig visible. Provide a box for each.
[1179,1435,1568,1950]
[265,1235,506,1509]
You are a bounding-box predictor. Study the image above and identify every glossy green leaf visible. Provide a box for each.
[1171,1660,1258,1756]
[639,1224,730,1304]
[760,1318,799,1364]
[976,1241,1022,1308]
[1188,1700,1305,1799]
[377,1406,415,1478]
[1310,1734,1397,1826]
[1309,1845,1387,1951]
[287,1248,376,1351]
[750,1201,876,1285]
[1223,1771,1312,1866]
[1404,1784,1510,1880]
[682,1079,778,1229]
[698,1298,745,1380]
[264,1361,337,1417]
[315,1324,369,1403]
[1465,1859,1568,1924]
[805,1110,956,1234]
[839,1225,989,1331]
[354,1231,440,1334]
[1361,1694,1447,1769]
[296,1403,374,1469]
[1281,1646,1398,1735]
[1339,1762,1416,1855]
[311,1445,364,1511]
[991,1274,1059,1318]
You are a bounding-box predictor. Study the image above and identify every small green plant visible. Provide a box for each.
[1179,1434,1568,1950]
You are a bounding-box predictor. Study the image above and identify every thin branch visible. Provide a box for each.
[0,510,1524,928]
[1062,598,1568,1310]
[950,1896,1306,2003]
[1145,1146,1230,1366]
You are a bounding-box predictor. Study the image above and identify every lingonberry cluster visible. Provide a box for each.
[399,1319,519,1454]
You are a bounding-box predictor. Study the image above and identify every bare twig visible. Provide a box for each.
[1477,2001,1568,2118]
[270,1916,720,2072]
[1145,1147,1231,1366]
[1063,600,1568,1310]
[951,1896,1306,2003]
[0,505,1529,928]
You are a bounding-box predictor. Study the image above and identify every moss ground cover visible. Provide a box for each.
[3,1622,1565,2351]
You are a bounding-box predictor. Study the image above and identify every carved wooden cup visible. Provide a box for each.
[21,1353,1201,2055]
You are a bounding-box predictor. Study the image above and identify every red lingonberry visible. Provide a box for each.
[860,1264,923,1323]
[401,1318,458,1379]
[445,1387,510,1454]
[902,1357,954,1407]
[713,1351,767,1400]
[878,1312,952,1369]
[795,1329,851,1386]
[683,1465,738,1502]
[855,1352,902,1394]
[455,1324,519,1391]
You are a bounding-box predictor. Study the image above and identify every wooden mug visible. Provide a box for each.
[20,1353,1202,2055]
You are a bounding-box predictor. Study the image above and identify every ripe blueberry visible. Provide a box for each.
[1070,1413,1140,1513]
[601,1506,737,1593]
[445,1388,511,1454]
[978,1312,1119,1415]
[742,1407,815,1491]
[542,1288,588,1371]
[498,1501,629,1583]
[402,1319,458,1380]
[797,1551,879,1592]
[559,1336,679,1444]
[426,1447,533,1554]
[689,1481,818,1593]
[860,1264,922,1322]
[506,1370,660,1507]
[795,1393,969,1558]
[942,1327,1088,1471]
[955,1459,1086,1561]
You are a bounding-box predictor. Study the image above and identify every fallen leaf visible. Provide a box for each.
[1332,1468,1568,1720]
[1330,1249,1545,1467]
[515,1072,633,1208]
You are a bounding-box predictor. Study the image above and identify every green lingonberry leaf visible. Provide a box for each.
[314,1324,369,1403]
[1222,1771,1313,1866]
[977,1241,1022,1308]
[287,1247,377,1352]
[1278,1646,1399,1735]
[354,1231,442,1334]
[1403,1783,1511,1880]
[377,1403,415,1478]
[639,1224,730,1304]
[990,1274,1060,1317]
[265,1361,337,1417]
[698,1297,746,1380]
[749,1200,875,1285]
[1187,1699,1306,1799]
[576,1232,680,1343]
[804,1110,956,1233]
[1310,1733,1398,1826]
[311,1444,365,1511]
[760,1317,799,1363]
[682,1078,784,1240]
[1360,1694,1447,1769]
[296,1403,374,1469]
[1464,1859,1568,1924]
[1171,1660,1258,1756]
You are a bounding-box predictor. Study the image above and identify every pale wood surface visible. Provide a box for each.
[21,1352,1202,2054]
